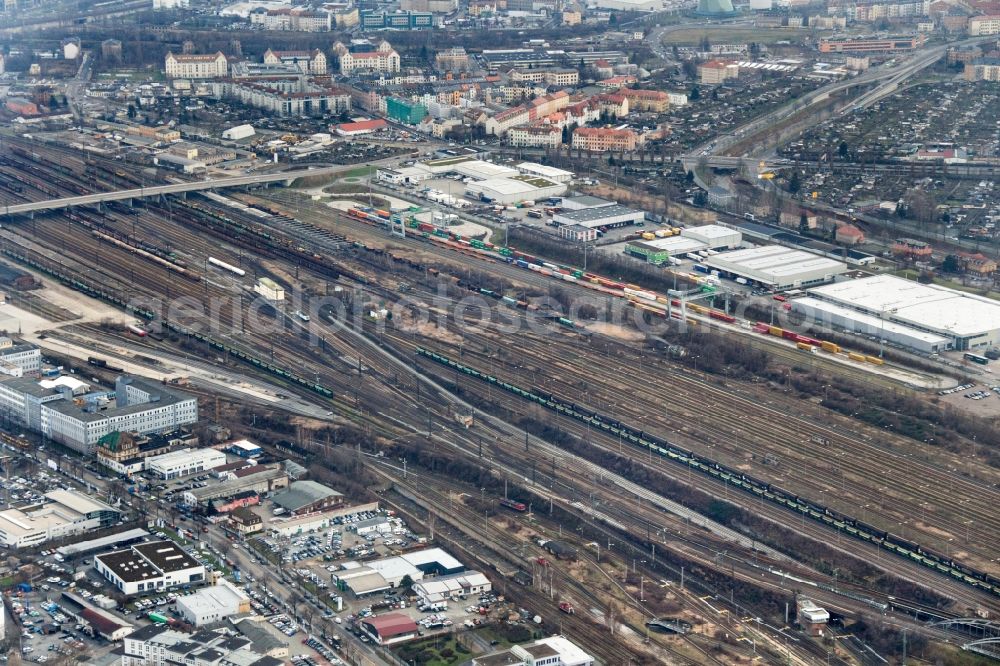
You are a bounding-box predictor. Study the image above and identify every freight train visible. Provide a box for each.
[414,346,1000,600]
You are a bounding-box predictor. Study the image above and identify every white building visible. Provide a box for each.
[222,124,255,141]
[412,571,491,604]
[165,52,229,79]
[263,48,327,75]
[146,448,227,480]
[472,636,594,666]
[680,224,741,250]
[0,337,41,375]
[516,162,573,184]
[0,489,121,548]
[465,176,566,205]
[123,624,277,666]
[969,15,1000,36]
[507,125,563,149]
[153,0,190,7]
[704,246,847,290]
[95,541,206,596]
[0,375,198,456]
[175,580,250,625]
[553,204,645,229]
[63,38,81,60]
[334,41,400,75]
[800,274,1000,352]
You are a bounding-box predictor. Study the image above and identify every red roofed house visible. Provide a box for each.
[597,75,637,89]
[360,613,419,645]
[336,119,388,136]
[835,224,865,245]
[592,59,614,79]
[572,127,641,152]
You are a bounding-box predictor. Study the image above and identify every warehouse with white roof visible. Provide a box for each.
[705,246,847,290]
[799,275,1000,352]
[465,175,566,204]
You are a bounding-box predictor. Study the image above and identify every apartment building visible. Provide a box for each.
[508,124,562,148]
[572,127,641,152]
[969,15,1000,36]
[263,48,327,75]
[335,41,401,75]
[164,52,228,79]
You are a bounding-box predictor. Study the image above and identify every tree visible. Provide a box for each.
[799,212,809,232]
[838,141,849,159]
[693,190,707,206]
[685,170,695,183]
[399,575,414,592]
[689,85,701,101]
[942,255,961,273]
[788,171,802,194]
[127,104,137,119]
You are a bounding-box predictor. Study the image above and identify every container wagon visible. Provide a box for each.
[208,257,246,277]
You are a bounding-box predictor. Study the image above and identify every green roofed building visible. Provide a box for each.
[696,0,736,15]
[386,98,427,125]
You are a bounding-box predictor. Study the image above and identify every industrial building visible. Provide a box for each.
[335,547,465,597]
[95,540,206,596]
[626,236,708,265]
[175,580,251,626]
[182,464,289,507]
[228,439,263,458]
[146,448,227,480]
[411,571,491,604]
[0,489,121,548]
[0,375,198,456]
[797,275,1000,352]
[123,624,284,666]
[515,162,574,183]
[682,224,742,249]
[465,175,566,204]
[472,636,595,666]
[359,613,419,646]
[704,246,847,290]
[271,480,344,515]
[553,204,645,230]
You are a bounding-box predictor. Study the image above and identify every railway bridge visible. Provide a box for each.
[932,618,1000,658]
[0,166,347,218]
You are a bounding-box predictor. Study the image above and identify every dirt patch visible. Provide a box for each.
[586,322,645,342]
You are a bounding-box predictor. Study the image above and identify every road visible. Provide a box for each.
[0,166,347,216]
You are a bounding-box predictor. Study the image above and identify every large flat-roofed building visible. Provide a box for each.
[0,375,198,456]
[515,162,573,184]
[681,224,741,249]
[123,624,283,666]
[412,571,491,604]
[0,336,41,376]
[271,480,344,515]
[175,580,251,625]
[800,275,1000,351]
[95,540,205,596]
[146,448,226,480]
[465,176,566,205]
[553,204,645,230]
[626,236,707,265]
[704,246,847,290]
[0,489,121,548]
[819,35,924,52]
[182,464,288,507]
[473,635,594,666]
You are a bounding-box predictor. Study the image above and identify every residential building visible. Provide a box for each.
[123,624,282,666]
[0,489,121,548]
[970,15,1000,36]
[699,60,739,84]
[435,47,471,72]
[948,46,982,64]
[96,430,196,476]
[621,88,669,112]
[229,506,263,535]
[213,78,351,117]
[0,375,197,456]
[175,580,251,626]
[335,41,400,75]
[101,39,123,61]
[835,224,865,245]
[509,68,580,86]
[164,52,228,79]
[892,237,933,259]
[508,124,562,148]
[360,10,434,30]
[146,447,226,480]
[960,253,998,275]
[95,541,206,596]
[562,9,582,24]
[485,107,531,136]
[965,58,1000,81]
[386,97,428,124]
[572,127,641,152]
[263,49,327,75]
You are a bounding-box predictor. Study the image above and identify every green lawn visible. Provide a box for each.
[394,636,473,666]
[339,165,377,179]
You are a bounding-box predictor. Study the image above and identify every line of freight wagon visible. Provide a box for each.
[342,207,737,324]
[414,346,1000,600]
[751,323,884,365]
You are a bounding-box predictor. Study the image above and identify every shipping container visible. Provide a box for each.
[796,342,813,351]
[768,326,783,337]
[865,356,885,365]
[820,341,841,353]
[848,352,866,362]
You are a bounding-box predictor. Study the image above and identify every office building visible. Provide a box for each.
[146,448,227,480]
[175,580,251,626]
[95,540,206,596]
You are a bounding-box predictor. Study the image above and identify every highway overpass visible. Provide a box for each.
[0,166,346,217]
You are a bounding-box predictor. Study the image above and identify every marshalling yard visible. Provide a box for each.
[2,131,1000,666]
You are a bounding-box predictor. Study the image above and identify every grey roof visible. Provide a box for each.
[271,480,342,512]
[564,195,613,208]
[234,619,288,653]
[557,204,643,223]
